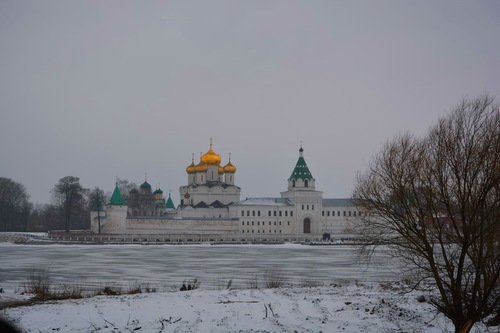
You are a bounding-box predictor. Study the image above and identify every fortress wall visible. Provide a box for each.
[124,217,240,235]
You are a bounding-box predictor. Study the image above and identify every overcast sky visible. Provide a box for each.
[1,1,499,205]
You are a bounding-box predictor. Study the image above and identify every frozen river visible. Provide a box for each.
[0,243,401,291]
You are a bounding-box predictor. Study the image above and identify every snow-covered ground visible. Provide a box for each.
[2,283,491,333]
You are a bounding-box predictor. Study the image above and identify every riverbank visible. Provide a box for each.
[2,283,492,333]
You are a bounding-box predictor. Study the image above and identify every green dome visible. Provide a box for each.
[153,188,163,195]
[109,183,125,206]
[140,181,151,190]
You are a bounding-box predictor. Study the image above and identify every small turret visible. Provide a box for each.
[288,144,315,190]
[165,193,175,210]
[110,182,125,206]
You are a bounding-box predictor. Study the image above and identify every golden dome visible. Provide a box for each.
[218,166,224,174]
[195,161,208,172]
[201,142,221,166]
[223,160,237,173]
[186,156,196,174]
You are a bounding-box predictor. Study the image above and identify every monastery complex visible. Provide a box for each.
[90,142,363,241]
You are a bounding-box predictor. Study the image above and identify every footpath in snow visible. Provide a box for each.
[2,283,493,333]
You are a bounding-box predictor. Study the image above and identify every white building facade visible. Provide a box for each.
[90,143,362,241]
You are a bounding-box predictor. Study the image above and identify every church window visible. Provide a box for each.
[257,221,260,225]
[343,211,346,216]
[349,211,351,217]
[279,211,282,217]
[285,211,288,217]
[305,180,308,187]
[269,230,272,233]
[252,221,254,225]
[312,204,314,210]
[247,210,250,216]
[306,204,309,210]
[274,230,277,233]
[274,211,277,216]
[291,211,293,216]
[322,211,324,216]
[247,221,249,225]
[268,211,271,217]
[257,230,260,233]
[279,230,282,233]
[241,211,244,217]
[287,221,290,225]
[258,211,261,217]
[252,210,255,216]
[327,211,330,216]
[279,221,282,225]
[337,211,340,216]
[292,180,295,187]
[269,221,271,226]
[353,211,356,217]
[274,221,277,225]
[302,204,304,210]
[252,230,254,233]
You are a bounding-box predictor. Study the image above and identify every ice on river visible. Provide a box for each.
[0,243,399,292]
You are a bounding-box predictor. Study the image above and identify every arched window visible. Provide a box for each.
[304,180,308,187]
[292,180,296,187]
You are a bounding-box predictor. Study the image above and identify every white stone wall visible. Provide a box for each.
[321,206,365,236]
[232,205,296,236]
[125,217,239,235]
[90,205,128,234]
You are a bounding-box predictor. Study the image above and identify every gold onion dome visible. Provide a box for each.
[223,160,237,173]
[195,161,208,172]
[186,157,196,174]
[218,166,224,174]
[201,143,221,165]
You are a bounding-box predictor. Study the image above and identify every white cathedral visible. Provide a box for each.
[90,142,362,241]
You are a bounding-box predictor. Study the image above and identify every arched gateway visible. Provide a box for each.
[303,218,311,233]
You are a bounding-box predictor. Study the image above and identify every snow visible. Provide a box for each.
[2,283,491,332]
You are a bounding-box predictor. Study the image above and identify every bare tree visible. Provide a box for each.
[52,176,86,232]
[0,177,30,231]
[88,187,105,234]
[116,178,137,202]
[354,95,500,333]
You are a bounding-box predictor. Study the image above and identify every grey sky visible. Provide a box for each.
[1,1,499,205]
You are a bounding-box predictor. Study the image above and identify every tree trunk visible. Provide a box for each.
[456,319,473,333]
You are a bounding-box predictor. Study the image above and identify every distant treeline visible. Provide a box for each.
[0,176,107,232]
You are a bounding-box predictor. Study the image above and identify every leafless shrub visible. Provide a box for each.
[264,270,286,288]
[126,281,142,294]
[100,286,121,295]
[247,275,259,289]
[24,266,51,299]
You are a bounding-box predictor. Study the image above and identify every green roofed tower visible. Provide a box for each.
[287,146,316,190]
[110,183,125,206]
[165,193,175,209]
